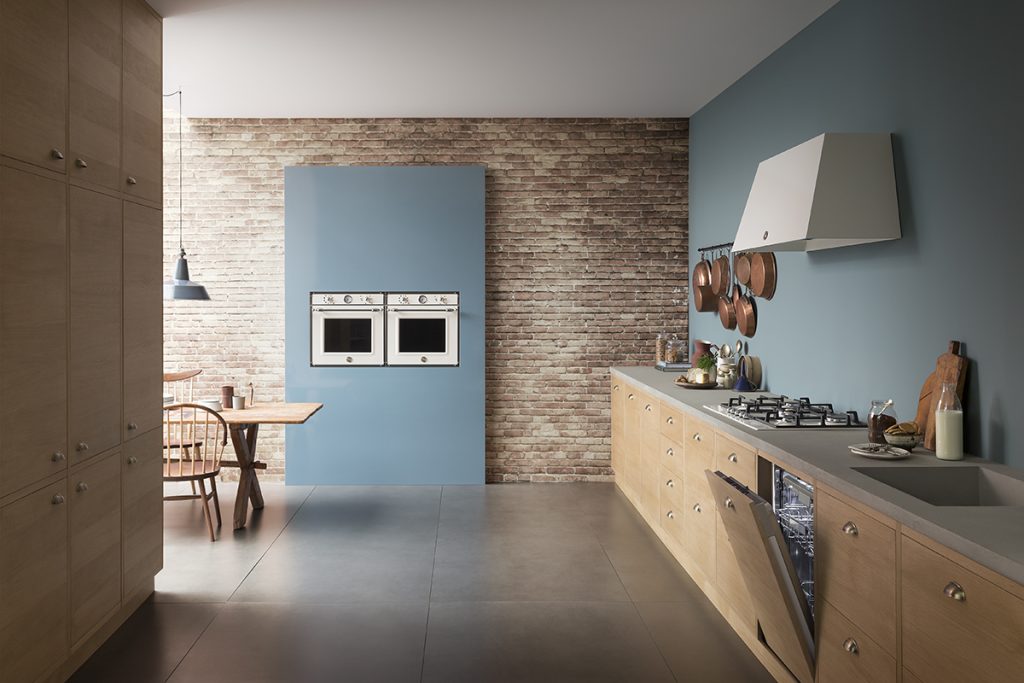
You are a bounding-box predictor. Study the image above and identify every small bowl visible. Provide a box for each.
[198,399,222,412]
[884,432,920,451]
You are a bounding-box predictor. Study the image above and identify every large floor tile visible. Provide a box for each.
[69,602,220,683]
[168,602,428,683]
[421,601,675,683]
[636,601,776,682]
[430,531,629,603]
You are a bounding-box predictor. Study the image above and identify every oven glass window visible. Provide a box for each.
[324,318,372,354]
[399,318,447,353]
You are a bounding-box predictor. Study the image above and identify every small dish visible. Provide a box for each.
[198,399,222,412]
[884,432,921,450]
[848,443,910,460]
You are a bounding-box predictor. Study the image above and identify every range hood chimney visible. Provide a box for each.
[732,133,901,252]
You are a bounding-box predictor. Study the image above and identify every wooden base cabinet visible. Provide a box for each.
[0,479,69,682]
[815,599,897,683]
[123,429,163,596]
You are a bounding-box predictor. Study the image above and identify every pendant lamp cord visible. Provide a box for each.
[162,89,184,254]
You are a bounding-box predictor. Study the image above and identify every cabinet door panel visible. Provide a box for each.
[123,428,162,595]
[816,599,897,683]
[70,187,122,462]
[0,479,69,682]
[0,168,68,496]
[610,378,623,474]
[123,201,162,439]
[122,0,162,201]
[70,451,122,644]
[0,0,68,170]
[70,0,122,189]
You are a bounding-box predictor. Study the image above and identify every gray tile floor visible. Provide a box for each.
[71,483,773,682]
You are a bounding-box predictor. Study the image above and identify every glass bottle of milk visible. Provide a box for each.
[934,382,964,461]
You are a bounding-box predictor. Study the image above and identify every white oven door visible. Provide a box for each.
[311,306,384,366]
[386,307,459,366]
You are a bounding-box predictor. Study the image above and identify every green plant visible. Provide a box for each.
[696,352,717,372]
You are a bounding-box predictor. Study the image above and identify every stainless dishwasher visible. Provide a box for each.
[772,464,815,620]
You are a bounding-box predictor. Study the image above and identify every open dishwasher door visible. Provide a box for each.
[707,470,815,683]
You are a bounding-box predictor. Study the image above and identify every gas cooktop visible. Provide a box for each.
[703,395,867,431]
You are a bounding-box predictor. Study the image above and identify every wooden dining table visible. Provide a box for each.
[218,402,323,530]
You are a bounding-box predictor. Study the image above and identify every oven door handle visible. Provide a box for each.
[312,307,382,312]
[387,307,457,312]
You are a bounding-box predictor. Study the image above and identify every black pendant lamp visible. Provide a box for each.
[163,90,210,301]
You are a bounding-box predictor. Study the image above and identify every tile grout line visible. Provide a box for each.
[162,484,318,683]
[418,485,445,683]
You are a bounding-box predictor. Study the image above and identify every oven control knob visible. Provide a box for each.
[325,295,335,304]
[346,356,353,363]
[343,295,353,304]
[400,295,409,304]
[439,295,448,304]
[361,295,370,303]
[418,295,428,304]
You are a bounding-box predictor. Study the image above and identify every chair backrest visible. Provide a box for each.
[164,369,203,403]
[162,403,229,478]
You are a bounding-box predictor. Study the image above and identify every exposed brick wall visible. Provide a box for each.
[163,118,689,482]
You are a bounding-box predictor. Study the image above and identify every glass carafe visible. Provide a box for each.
[868,400,898,444]
[934,382,964,460]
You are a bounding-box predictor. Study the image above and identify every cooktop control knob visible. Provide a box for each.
[343,294,353,304]
[418,295,428,304]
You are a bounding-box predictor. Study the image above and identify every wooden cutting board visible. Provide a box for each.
[914,340,968,450]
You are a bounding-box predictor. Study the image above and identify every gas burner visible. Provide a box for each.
[705,396,867,431]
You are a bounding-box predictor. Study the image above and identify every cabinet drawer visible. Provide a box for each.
[659,465,684,510]
[659,435,685,479]
[817,599,897,683]
[715,434,756,489]
[659,487,685,547]
[817,489,897,654]
[659,401,687,444]
[902,535,1024,683]
[682,475,716,581]
[684,415,715,462]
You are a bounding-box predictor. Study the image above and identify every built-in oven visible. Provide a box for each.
[310,292,385,366]
[385,292,459,366]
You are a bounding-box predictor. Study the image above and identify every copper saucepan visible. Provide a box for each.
[750,251,777,300]
[736,285,757,338]
[718,271,737,330]
[692,251,716,312]
[711,251,731,296]
[735,252,751,286]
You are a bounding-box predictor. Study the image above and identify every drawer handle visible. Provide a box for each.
[665,416,674,425]
[692,433,702,442]
[843,638,859,655]
[666,510,675,520]
[728,453,738,463]
[627,393,635,400]
[52,451,66,463]
[666,479,674,488]
[724,497,735,509]
[665,447,674,457]
[127,175,138,185]
[51,148,65,160]
[644,404,653,412]
[613,384,620,391]
[944,581,966,602]
[76,481,89,493]
[127,422,138,431]
[692,503,702,513]
[75,157,88,168]
[52,494,65,505]
[127,456,139,465]
[842,521,859,536]
[76,441,89,452]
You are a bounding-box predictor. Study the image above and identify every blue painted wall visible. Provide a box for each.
[284,166,485,484]
[690,0,1023,464]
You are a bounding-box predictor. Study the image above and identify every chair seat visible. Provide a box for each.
[164,459,221,481]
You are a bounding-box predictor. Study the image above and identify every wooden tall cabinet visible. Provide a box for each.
[0,0,163,680]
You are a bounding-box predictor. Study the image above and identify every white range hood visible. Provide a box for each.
[732,132,901,252]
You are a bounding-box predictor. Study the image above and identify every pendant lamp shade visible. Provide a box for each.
[164,89,211,301]
[164,248,210,300]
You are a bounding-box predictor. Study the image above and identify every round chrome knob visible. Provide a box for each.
[613,384,620,391]
[127,456,139,465]
[665,416,674,425]
[418,295,428,304]
[52,451,65,463]
[439,295,448,304]
[342,295,353,304]
[627,393,635,400]
[127,422,138,431]
[842,521,859,536]
[644,404,652,412]
[361,295,370,303]
[421,356,428,363]
[52,494,65,505]
[76,482,89,493]
[51,148,64,160]
[400,296,409,303]
[944,581,966,602]
[346,356,353,363]
[724,497,735,509]
[76,441,89,452]
[126,175,138,185]
[666,447,674,457]
[692,503,702,513]
[692,433,702,442]
[325,295,335,304]
[843,638,859,655]
[666,479,674,488]
[665,510,675,520]
[75,158,88,168]
[728,453,738,463]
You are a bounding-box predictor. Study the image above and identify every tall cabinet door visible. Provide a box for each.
[0,479,69,683]
[70,187,122,463]
[0,0,68,171]
[122,0,162,201]
[70,450,122,645]
[0,168,68,497]
[123,201,163,439]
[69,0,122,190]
[123,428,162,596]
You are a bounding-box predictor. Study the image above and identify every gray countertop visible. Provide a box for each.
[612,366,1024,585]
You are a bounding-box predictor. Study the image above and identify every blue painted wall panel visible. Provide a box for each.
[284,166,485,484]
[690,0,1024,464]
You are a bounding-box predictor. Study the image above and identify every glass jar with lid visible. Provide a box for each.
[664,338,685,364]
[868,400,898,444]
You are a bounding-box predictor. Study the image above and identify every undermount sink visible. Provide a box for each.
[853,466,1024,506]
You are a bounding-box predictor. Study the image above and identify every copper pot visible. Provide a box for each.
[750,251,777,300]
[692,253,716,312]
[736,286,757,338]
[711,253,731,296]
[735,253,751,286]
[718,280,737,330]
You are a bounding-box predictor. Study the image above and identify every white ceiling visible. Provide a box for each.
[152,0,838,118]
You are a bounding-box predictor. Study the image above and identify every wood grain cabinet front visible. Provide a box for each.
[69,187,123,463]
[121,0,162,201]
[637,396,661,519]
[715,433,756,489]
[0,168,69,496]
[70,450,122,646]
[659,401,687,445]
[816,598,897,683]
[0,479,69,683]
[816,488,897,655]
[122,428,162,596]
[901,534,1024,683]
[123,201,163,440]
[0,0,68,171]
[610,378,624,474]
[69,0,123,189]
[682,446,716,582]
[620,387,643,496]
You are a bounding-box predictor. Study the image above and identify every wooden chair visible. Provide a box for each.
[163,403,228,542]
[164,369,203,403]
